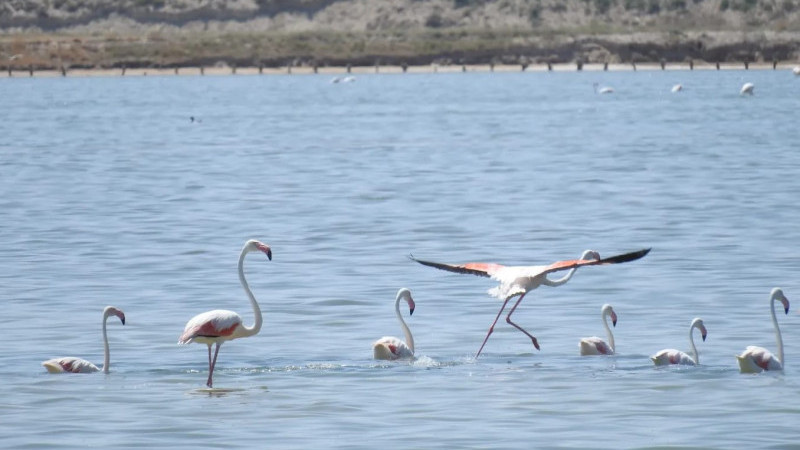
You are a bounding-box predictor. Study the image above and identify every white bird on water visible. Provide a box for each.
[593,82,614,94]
[651,318,707,366]
[740,82,755,95]
[42,306,126,373]
[737,288,789,374]
[792,66,800,76]
[671,84,683,93]
[579,304,617,356]
[373,288,416,360]
[178,239,272,388]
[411,248,650,358]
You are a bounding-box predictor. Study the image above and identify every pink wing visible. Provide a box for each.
[409,256,505,278]
[179,310,242,344]
[42,357,99,373]
[410,248,650,278]
[540,248,651,276]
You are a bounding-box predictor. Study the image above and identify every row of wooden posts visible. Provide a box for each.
[3,59,781,77]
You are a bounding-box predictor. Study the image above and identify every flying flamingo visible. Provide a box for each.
[736,288,789,373]
[42,306,126,373]
[178,239,272,388]
[651,318,707,366]
[410,247,650,358]
[579,304,617,356]
[373,288,416,360]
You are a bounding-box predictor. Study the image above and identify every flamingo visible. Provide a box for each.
[42,306,126,373]
[736,288,789,373]
[373,288,416,360]
[579,304,617,356]
[740,82,755,95]
[178,239,271,388]
[593,82,614,94]
[651,318,707,366]
[410,248,650,358]
[792,66,800,76]
[671,84,683,93]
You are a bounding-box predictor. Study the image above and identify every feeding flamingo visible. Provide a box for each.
[579,304,617,356]
[178,239,272,388]
[410,248,650,358]
[593,82,614,94]
[42,306,126,373]
[373,288,416,360]
[736,288,789,373]
[651,318,707,366]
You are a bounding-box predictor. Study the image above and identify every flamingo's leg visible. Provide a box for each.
[505,293,539,350]
[207,342,222,388]
[475,296,513,358]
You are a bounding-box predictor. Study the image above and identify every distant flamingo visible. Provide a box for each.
[736,288,789,373]
[178,239,272,388]
[593,82,614,94]
[42,306,126,373]
[373,288,416,360]
[579,304,617,356]
[651,318,707,366]
[410,248,650,358]
[793,66,800,76]
[740,82,755,95]
[671,84,683,93]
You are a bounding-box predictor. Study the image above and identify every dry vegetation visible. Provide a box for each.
[1,0,799,69]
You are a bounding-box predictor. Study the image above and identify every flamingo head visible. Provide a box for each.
[397,288,415,316]
[771,287,789,314]
[580,250,601,261]
[691,318,707,341]
[601,303,617,327]
[104,306,126,325]
[245,240,272,260]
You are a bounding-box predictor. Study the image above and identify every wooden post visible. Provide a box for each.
[576,60,583,71]
[401,62,408,73]
[603,62,608,71]
[716,62,720,70]
[29,64,33,77]
[232,64,237,74]
[200,66,204,75]
[660,59,665,70]
[258,63,263,74]
[121,65,126,76]
[547,62,552,71]
[689,60,694,70]
[174,67,179,75]
[522,62,529,71]
[346,63,351,73]
[489,62,494,72]
[744,61,749,70]
[632,62,637,71]
[61,66,66,76]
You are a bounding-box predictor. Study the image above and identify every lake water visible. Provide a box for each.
[2,68,800,448]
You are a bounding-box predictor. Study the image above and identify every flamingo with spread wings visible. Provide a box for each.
[410,248,650,358]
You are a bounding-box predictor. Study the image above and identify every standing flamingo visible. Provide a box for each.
[579,304,617,356]
[651,318,707,366]
[178,239,272,388]
[736,288,789,373]
[373,288,416,360]
[410,248,650,358]
[42,306,126,373]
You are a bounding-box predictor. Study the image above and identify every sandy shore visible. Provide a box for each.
[1,61,798,78]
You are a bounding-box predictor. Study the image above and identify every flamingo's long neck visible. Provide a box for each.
[546,250,598,286]
[395,294,414,354]
[771,294,784,366]
[688,324,699,364]
[238,249,263,338]
[602,311,615,352]
[101,311,111,373]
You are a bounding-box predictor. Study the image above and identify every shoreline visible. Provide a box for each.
[2,61,798,78]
